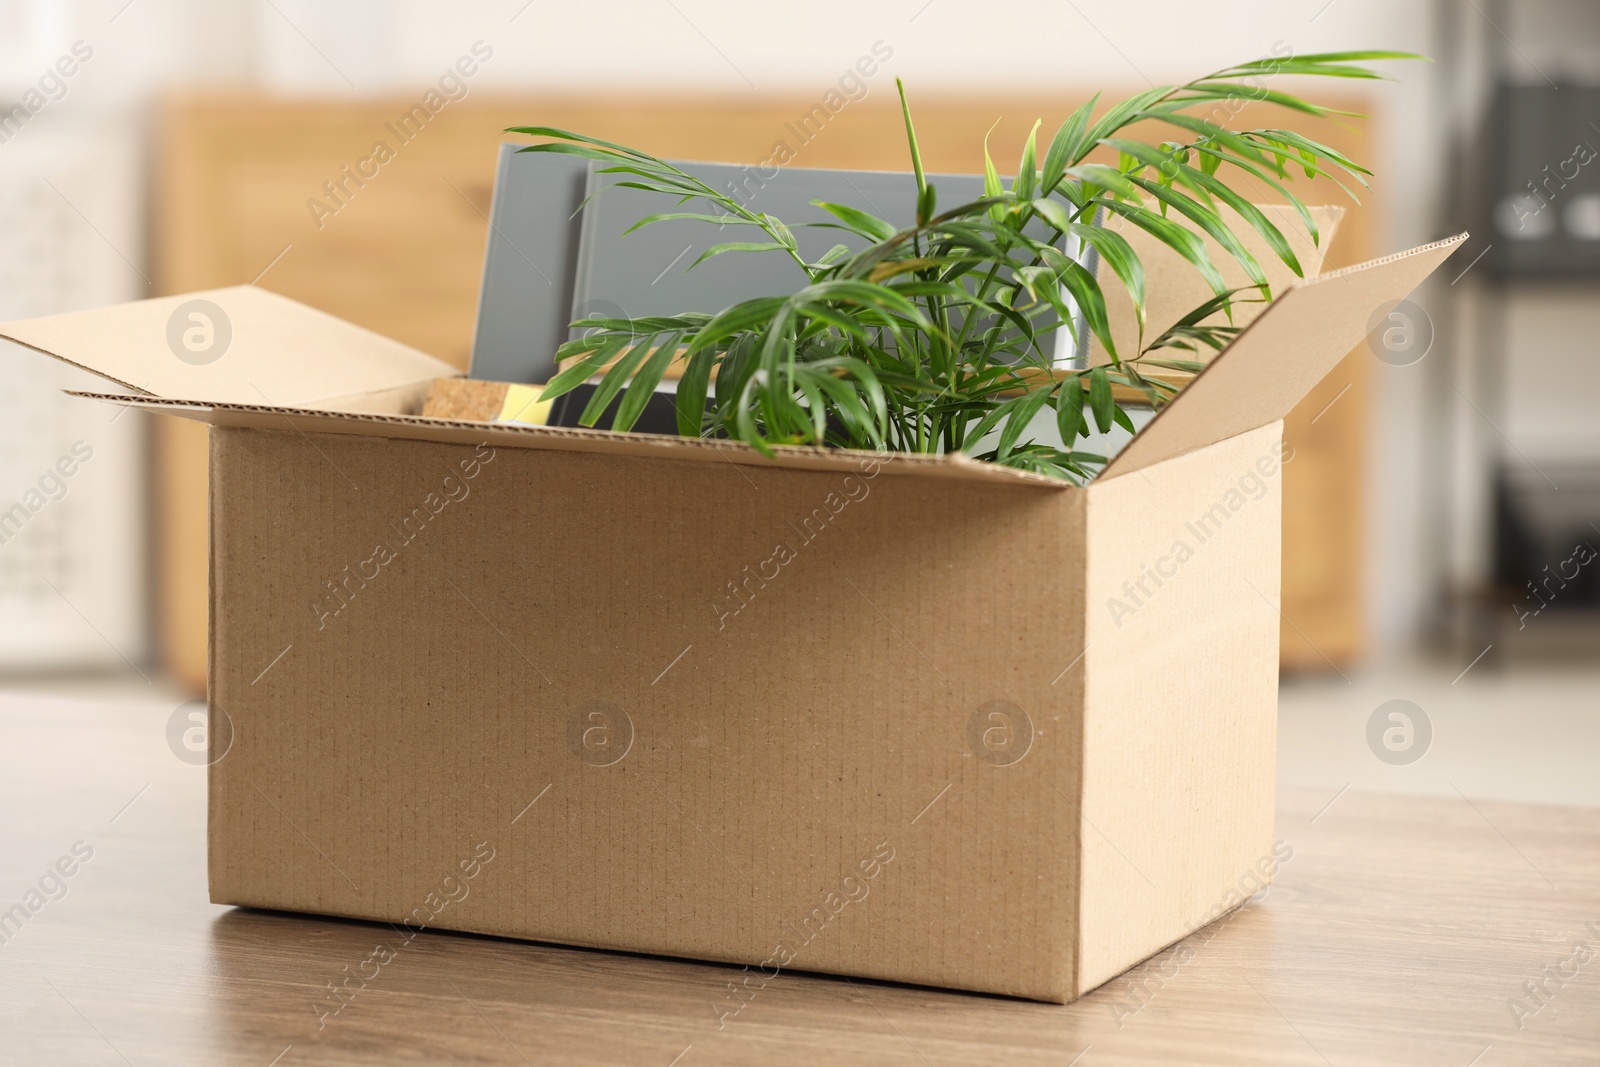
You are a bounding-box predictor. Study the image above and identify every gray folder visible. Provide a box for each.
[468,145,589,385]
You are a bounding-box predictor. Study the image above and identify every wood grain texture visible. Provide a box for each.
[152,91,1379,691]
[1,691,1596,1066]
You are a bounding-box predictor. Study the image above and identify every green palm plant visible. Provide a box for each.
[510,51,1416,483]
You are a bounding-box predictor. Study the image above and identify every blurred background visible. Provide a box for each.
[0,0,1595,805]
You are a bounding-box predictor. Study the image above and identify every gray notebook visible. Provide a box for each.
[571,161,1092,367]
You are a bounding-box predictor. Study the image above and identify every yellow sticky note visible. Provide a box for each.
[497,383,554,426]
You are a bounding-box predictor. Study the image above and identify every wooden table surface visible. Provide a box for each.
[1,690,1596,1066]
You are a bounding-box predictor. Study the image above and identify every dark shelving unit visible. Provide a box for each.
[1434,0,1600,662]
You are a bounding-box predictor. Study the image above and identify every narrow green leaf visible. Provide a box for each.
[896,78,929,221]
[1069,222,1147,333]
[1257,127,1374,181]
[506,125,658,160]
[997,384,1052,459]
[1088,365,1113,434]
[1056,374,1086,444]
[541,334,627,400]
[963,393,1021,451]
[1041,93,1099,193]
[1081,85,1177,158]
[982,120,1004,223]
[621,212,762,236]
[614,334,680,431]
[761,214,798,250]
[812,200,898,242]
[1126,175,1260,289]
[1098,198,1228,294]
[579,337,653,426]
[676,349,714,437]
[1178,164,1303,276]
[1064,164,1144,201]
[1014,119,1041,201]
[686,297,789,354]
[1031,197,1074,233]
[688,241,793,270]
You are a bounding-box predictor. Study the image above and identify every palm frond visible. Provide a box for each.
[507,51,1418,482]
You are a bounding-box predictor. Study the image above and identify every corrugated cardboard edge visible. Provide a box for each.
[68,391,1072,490]
[1097,233,1468,482]
[206,428,225,902]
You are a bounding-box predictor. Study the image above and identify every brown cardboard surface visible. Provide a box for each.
[0,285,457,406]
[210,424,1087,1000]
[1100,234,1468,481]
[1089,204,1345,369]
[1076,421,1283,992]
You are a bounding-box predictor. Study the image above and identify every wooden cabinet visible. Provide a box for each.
[154,91,1376,690]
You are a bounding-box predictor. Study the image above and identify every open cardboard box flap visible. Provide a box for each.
[1103,232,1467,479]
[0,235,1465,487]
[0,285,459,408]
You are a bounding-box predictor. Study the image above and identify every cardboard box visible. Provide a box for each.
[0,232,1462,1002]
